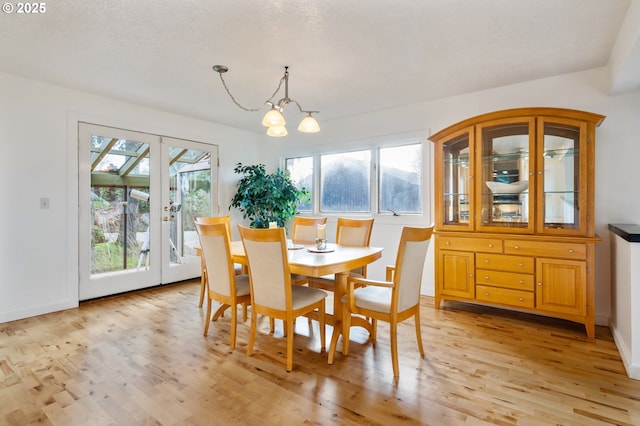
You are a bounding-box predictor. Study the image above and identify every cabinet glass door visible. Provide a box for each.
[439,128,473,229]
[477,119,534,233]
[537,118,587,234]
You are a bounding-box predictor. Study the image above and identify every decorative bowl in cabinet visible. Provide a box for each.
[485,180,529,194]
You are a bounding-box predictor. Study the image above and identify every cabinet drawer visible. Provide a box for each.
[476,285,534,308]
[476,269,534,291]
[476,253,534,273]
[504,240,586,260]
[436,236,502,253]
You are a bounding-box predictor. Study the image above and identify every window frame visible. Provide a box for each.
[282,136,430,223]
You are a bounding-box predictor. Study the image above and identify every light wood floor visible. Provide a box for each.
[1,279,639,425]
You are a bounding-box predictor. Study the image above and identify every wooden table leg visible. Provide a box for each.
[328,272,375,364]
[198,270,206,308]
[328,271,348,364]
[197,249,206,307]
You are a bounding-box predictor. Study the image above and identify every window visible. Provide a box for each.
[284,156,313,212]
[379,144,422,213]
[285,142,423,215]
[321,150,371,212]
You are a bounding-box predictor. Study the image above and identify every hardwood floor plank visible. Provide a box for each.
[2,279,640,425]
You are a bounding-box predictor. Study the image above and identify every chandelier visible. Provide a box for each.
[212,65,320,137]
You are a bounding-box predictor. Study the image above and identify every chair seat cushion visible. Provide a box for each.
[342,286,392,313]
[235,274,251,297]
[291,285,327,310]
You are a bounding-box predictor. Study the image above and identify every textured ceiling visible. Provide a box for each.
[0,0,633,133]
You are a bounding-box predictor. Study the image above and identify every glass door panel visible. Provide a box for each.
[161,137,218,283]
[441,129,472,228]
[538,119,586,234]
[91,140,152,274]
[477,120,534,232]
[80,123,161,300]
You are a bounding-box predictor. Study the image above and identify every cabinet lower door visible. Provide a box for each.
[437,250,475,301]
[535,258,586,316]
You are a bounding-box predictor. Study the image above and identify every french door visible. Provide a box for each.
[78,123,218,300]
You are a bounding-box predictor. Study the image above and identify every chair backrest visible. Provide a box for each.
[393,226,434,312]
[336,217,374,246]
[195,216,232,241]
[336,217,374,276]
[292,216,327,244]
[238,225,291,311]
[195,221,236,297]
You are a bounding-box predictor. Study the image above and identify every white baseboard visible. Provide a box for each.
[610,322,640,381]
[0,300,78,324]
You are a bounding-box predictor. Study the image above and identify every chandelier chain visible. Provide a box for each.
[217,73,285,112]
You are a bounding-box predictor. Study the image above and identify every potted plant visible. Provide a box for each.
[229,163,310,228]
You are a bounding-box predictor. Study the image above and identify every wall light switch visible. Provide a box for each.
[40,197,50,209]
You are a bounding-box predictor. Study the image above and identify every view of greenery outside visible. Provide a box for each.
[91,186,150,274]
[91,169,211,273]
[174,169,211,258]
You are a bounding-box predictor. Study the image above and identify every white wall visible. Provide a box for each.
[2,66,639,328]
[0,71,261,323]
[265,66,640,327]
[610,233,640,379]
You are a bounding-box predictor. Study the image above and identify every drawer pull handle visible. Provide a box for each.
[537,282,542,286]
[488,244,494,248]
[518,262,524,267]
[519,280,524,284]
[485,292,490,296]
[484,276,490,280]
[445,241,450,245]
[514,245,520,249]
[519,297,524,302]
[568,249,574,253]
[484,259,489,263]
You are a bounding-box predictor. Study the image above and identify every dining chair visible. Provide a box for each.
[336,226,434,379]
[290,216,327,285]
[308,217,375,291]
[238,225,328,372]
[194,216,243,307]
[291,216,328,244]
[195,221,252,350]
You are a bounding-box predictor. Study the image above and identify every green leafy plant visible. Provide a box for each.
[230,163,310,228]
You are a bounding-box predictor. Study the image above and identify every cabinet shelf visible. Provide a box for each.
[443,157,470,166]
[483,152,529,162]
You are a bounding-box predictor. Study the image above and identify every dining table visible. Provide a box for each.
[230,240,383,361]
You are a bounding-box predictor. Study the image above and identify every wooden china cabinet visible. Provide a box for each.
[429,107,605,338]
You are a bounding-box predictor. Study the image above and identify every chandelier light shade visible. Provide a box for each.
[298,113,320,133]
[266,126,288,137]
[213,65,319,137]
[261,107,286,128]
